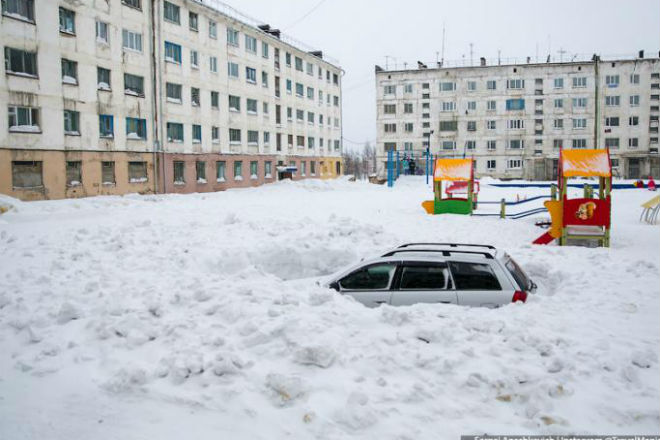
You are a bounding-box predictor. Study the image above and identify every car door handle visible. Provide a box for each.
[438,301,451,304]
[374,300,388,304]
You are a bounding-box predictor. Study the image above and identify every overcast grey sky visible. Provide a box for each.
[227,0,660,149]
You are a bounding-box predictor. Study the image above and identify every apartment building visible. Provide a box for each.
[375,55,660,180]
[0,0,343,201]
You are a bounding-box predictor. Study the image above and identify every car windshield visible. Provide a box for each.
[504,256,531,291]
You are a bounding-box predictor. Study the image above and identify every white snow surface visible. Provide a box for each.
[0,176,659,439]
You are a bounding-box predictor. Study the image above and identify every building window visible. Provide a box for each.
[101,161,115,184]
[465,140,476,150]
[487,160,496,170]
[227,28,239,46]
[165,82,181,103]
[167,122,183,142]
[163,1,180,24]
[211,91,219,109]
[605,75,619,87]
[2,0,34,22]
[263,131,270,146]
[227,62,239,79]
[507,119,524,130]
[384,123,396,133]
[228,95,240,112]
[553,119,563,129]
[384,85,396,95]
[99,114,113,138]
[190,50,198,68]
[263,102,269,115]
[196,161,206,182]
[191,87,200,106]
[553,139,563,149]
[307,112,314,124]
[126,117,146,139]
[295,82,304,97]
[209,56,218,72]
[604,117,619,127]
[250,161,258,178]
[440,81,456,91]
[63,110,80,135]
[508,139,523,149]
[261,41,269,58]
[247,98,257,114]
[192,124,201,143]
[296,109,304,121]
[630,95,640,107]
[630,74,640,84]
[128,161,147,183]
[59,7,75,34]
[173,161,185,184]
[245,35,257,53]
[96,67,111,90]
[572,118,587,129]
[554,98,564,109]
[229,128,241,144]
[507,159,522,169]
[61,59,78,85]
[8,105,39,132]
[467,81,476,91]
[442,141,456,150]
[572,77,587,88]
[96,21,109,44]
[572,97,587,108]
[246,67,256,83]
[66,161,82,186]
[212,126,219,143]
[216,161,226,182]
[189,11,198,31]
[506,79,524,89]
[295,56,303,71]
[404,122,413,133]
[605,138,619,149]
[122,0,141,9]
[441,101,456,112]
[403,103,413,113]
[486,80,496,90]
[285,52,291,67]
[506,98,525,111]
[487,120,496,130]
[467,121,477,131]
[467,101,476,111]
[605,95,620,107]
[164,41,182,64]
[265,161,272,177]
[553,78,564,89]
[487,140,496,151]
[124,73,144,96]
[306,86,313,99]
[122,29,142,52]
[12,161,42,188]
[572,138,587,149]
[262,71,268,87]
[308,137,315,149]
[297,135,305,148]
[234,161,243,180]
[208,20,217,39]
[629,116,639,126]
[4,47,37,77]
[628,138,639,148]
[404,83,413,93]
[247,130,258,146]
[333,96,339,107]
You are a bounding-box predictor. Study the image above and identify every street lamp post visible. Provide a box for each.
[425,130,434,185]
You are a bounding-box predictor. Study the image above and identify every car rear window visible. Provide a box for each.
[504,257,530,291]
[339,263,396,290]
[399,265,450,290]
[448,261,501,290]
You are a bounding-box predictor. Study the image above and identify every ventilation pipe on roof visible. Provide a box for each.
[480,57,486,66]
[639,50,644,58]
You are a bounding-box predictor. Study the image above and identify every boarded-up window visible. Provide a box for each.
[66,161,82,186]
[12,161,43,188]
[102,161,115,184]
[128,161,147,183]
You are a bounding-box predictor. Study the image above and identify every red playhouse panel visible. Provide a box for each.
[562,198,611,228]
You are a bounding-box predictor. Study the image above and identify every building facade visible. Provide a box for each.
[375,56,660,180]
[0,0,343,201]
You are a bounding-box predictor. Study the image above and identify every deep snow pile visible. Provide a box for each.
[0,176,658,440]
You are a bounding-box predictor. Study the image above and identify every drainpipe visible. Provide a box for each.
[148,0,159,193]
[339,67,345,176]
[593,55,600,149]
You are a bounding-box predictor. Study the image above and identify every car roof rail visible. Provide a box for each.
[397,242,496,250]
[381,249,494,259]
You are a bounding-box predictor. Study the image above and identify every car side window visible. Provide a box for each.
[505,258,530,291]
[339,263,397,290]
[399,264,450,290]
[448,261,501,290]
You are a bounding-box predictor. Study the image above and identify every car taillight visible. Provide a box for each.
[512,290,528,303]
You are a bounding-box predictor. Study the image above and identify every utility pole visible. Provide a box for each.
[469,43,473,66]
[441,23,445,66]
[594,55,600,149]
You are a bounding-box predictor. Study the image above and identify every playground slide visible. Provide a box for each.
[532,231,555,245]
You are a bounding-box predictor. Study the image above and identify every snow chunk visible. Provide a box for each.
[265,374,307,407]
[56,302,81,324]
[294,345,336,368]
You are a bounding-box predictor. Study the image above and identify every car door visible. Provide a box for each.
[338,262,398,307]
[447,261,507,307]
[389,262,458,306]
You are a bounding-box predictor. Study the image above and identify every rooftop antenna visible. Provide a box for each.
[441,22,446,65]
[557,48,566,62]
[535,42,539,63]
[469,42,474,66]
[497,49,501,65]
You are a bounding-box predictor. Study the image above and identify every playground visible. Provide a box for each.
[0,176,659,439]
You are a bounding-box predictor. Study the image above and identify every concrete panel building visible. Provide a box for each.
[375,55,660,180]
[0,0,343,200]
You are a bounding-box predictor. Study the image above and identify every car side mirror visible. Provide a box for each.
[530,281,538,293]
[329,281,340,291]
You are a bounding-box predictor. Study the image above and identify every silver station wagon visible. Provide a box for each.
[325,243,536,308]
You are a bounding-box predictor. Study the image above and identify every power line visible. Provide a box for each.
[282,0,327,31]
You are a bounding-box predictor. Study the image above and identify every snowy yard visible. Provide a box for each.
[0,176,658,439]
